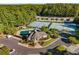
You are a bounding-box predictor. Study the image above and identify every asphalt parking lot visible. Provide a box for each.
[0,37,70,55]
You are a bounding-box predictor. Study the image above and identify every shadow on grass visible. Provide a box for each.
[61,38,69,43]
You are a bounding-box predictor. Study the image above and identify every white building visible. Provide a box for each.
[36,16,74,22]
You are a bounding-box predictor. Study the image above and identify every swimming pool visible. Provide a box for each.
[19,28,34,37]
[49,23,77,31]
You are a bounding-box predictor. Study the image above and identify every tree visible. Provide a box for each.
[53,33,59,38]
[0,4,78,35]
[73,17,79,24]
[76,29,79,36]
[56,45,66,52]
[47,31,52,35]
[47,35,51,39]
[68,36,79,44]
[50,29,59,34]
[40,26,49,32]
[50,29,59,38]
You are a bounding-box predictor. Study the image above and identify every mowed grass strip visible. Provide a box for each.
[43,38,55,47]
[0,46,10,55]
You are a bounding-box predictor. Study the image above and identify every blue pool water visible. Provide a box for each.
[20,28,34,37]
[49,23,76,31]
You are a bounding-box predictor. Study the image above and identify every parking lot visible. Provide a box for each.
[0,37,70,55]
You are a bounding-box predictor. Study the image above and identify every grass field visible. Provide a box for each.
[42,38,55,47]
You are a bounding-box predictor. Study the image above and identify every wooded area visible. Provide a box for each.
[0,4,79,34]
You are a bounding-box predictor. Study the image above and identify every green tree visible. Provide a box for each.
[68,36,79,44]
[76,29,79,35]
[73,17,79,24]
[40,26,49,32]
[56,45,66,52]
[50,29,59,38]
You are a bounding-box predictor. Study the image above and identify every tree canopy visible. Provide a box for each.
[0,4,79,34]
[68,36,79,44]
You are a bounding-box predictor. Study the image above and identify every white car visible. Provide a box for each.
[6,35,12,38]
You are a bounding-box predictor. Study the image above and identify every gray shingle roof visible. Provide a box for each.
[28,31,47,41]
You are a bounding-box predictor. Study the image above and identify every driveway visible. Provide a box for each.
[0,37,70,55]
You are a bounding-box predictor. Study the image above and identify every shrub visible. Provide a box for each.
[56,45,66,52]
[40,26,49,32]
[53,33,59,38]
[38,41,44,45]
[47,35,51,39]
[68,36,79,44]
[28,40,36,46]
[47,52,52,55]
[0,46,10,55]
[76,29,79,35]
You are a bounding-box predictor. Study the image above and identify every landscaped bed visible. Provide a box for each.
[19,38,57,48]
[42,38,55,47]
[0,45,11,55]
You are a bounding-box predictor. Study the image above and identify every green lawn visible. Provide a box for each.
[42,38,55,47]
[0,46,10,55]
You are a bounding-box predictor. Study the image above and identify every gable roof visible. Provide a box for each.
[28,31,47,41]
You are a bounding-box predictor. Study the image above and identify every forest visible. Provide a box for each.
[0,4,79,35]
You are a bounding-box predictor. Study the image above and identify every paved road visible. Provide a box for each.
[0,37,70,55]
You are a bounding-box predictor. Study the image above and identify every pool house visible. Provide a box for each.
[36,16,74,22]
